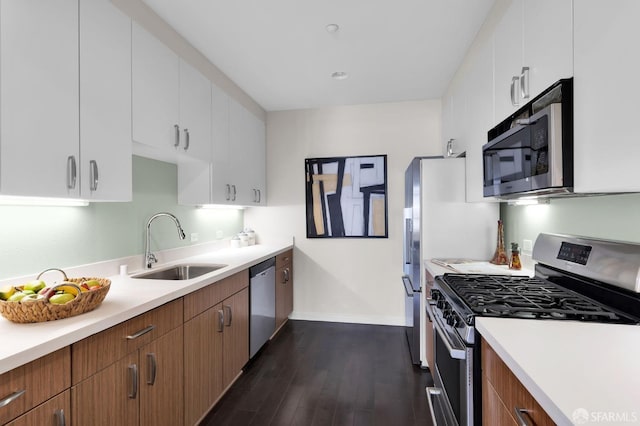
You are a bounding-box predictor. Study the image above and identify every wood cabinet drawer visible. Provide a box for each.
[0,347,70,425]
[72,299,183,383]
[183,271,249,321]
[481,338,555,426]
[276,250,292,269]
[6,389,70,426]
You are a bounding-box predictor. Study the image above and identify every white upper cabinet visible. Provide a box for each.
[210,84,234,204]
[0,0,80,198]
[79,0,132,201]
[573,0,640,193]
[132,22,180,156]
[177,60,212,205]
[493,0,572,124]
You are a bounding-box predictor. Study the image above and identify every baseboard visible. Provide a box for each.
[288,311,406,327]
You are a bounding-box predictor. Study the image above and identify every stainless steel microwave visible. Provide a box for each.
[482,78,573,199]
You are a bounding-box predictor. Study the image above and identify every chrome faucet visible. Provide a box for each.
[144,212,186,269]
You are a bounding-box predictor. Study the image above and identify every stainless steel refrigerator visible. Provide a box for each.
[402,157,498,367]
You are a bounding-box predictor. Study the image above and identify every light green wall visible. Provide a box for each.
[0,156,243,278]
[502,193,640,251]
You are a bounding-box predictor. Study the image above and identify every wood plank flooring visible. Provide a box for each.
[202,320,434,426]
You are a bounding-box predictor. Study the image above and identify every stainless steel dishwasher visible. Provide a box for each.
[249,257,276,358]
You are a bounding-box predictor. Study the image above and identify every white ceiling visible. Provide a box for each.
[141,0,495,112]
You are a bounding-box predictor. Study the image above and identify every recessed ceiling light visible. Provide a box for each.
[331,71,349,80]
[325,24,340,33]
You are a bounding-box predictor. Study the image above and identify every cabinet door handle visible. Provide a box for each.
[223,305,232,327]
[128,364,138,399]
[174,124,180,148]
[510,76,520,107]
[225,184,231,201]
[257,189,261,203]
[283,268,290,283]
[520,66,530,100]
[0,389,25,408]
[252,189,257,202]
[89,160,99,192]
[183,128,190,151]
[126,324,156,340]
[446,139,454,157]
[146,353,157,385]
[55,409,66,426]
[231,185,237,201]
[217,309,224,332]
[67,155,77,190]
[514,407,534,426]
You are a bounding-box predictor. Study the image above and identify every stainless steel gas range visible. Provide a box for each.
[426,233,640,426]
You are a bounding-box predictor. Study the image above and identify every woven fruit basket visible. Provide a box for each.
[0,268,110,323]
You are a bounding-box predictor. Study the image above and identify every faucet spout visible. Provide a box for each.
[144,212,186,269]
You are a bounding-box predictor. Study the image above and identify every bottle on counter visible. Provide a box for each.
[244,228,256,245]
[509,242,522,270]
[490,220,509,265]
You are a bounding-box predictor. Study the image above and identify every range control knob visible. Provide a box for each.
[447,312,460,327]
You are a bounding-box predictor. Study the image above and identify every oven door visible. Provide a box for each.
[426,304,475,426]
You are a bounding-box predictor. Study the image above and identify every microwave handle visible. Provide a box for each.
[510,76,520,107]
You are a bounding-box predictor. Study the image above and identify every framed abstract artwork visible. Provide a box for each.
[305,155,388,238]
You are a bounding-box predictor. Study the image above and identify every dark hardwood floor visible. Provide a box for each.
[202,320,434,426]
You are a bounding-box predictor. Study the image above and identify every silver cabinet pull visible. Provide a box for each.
[252,189,257,202]
[66,156,77,189]
[257,189,261,203]
[183,128,190,151]
[446,139,454,157]
[217,309,224,332]
[510,76,520,106]
[128,364,138,399]
[146,353,157,385]
[126,324,156,340]
[89,160,99,192]
[520,66,530,100]
[55,409,66,426]
[174,124,180,148]
[283,268,290,283]
[225,184,231,201]
[0,389,26,408]
[514,407,534,426]
[223,305,232,327]
[231,185,237,201]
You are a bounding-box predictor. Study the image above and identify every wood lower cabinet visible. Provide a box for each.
[275,250,294,330]
[183,271,249,425]
[481,338,554,426]
[71,300,184,426]
[0,347,70,425]
[6,390,70,426]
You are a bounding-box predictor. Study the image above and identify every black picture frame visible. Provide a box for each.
[305,154,388,238]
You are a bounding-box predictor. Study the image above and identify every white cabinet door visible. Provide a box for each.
[523,0,573,99]
[132,22,180,154]
[177,60,212,205]
[0,0,80,198]
[211,84,234,204]
[493,0,523,124]
[79,0,132,201]
[573,0,640,192]
[229,99,266,205]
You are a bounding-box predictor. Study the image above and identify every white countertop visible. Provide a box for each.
[477,317,640,425]
[425,259,534,278]
[0,242,292,375]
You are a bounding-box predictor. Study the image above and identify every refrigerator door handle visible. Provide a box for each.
[404,218,412,264]
[402,275,415,297]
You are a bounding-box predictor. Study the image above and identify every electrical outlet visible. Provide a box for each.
[523,239,533,253]
[216,230,224,239]
[190,233,199,243]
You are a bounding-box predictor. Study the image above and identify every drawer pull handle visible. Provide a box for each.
[283,268,290,283]
[55,408,66,426]
[126,325,156,340]
[224,305,232,327]
[514,407,534,426]
[147,353,157,385]
[217,309,224,332]
[0,389,25,408]
[128,364,138,399]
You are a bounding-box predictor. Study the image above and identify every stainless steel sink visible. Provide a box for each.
[131,264,227,280]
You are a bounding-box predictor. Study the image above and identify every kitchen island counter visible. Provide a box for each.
[0,242,292,375]
[477,317,640,426]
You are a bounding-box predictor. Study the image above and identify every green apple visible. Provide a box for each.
[23,279,46,292]
[21,294,45,302]
[48,293,75,305]
[0,286,16,300]
[21,290,35,295]
[7,292,27,302]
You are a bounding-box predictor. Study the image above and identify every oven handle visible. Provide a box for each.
[425,387,442,426]
[425,298,435,321]
[433,311,466,360]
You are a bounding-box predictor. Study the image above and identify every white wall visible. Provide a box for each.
[245,100,442,326]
